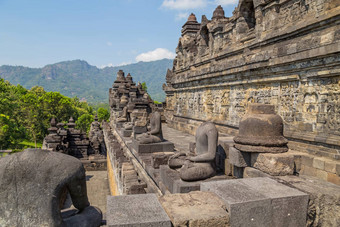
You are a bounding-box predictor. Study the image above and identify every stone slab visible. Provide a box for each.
[201,177,309,227]
[229,146,250,167]
[121,129,132,137]
[159,165,230,194]
[159,191,229,227]
[276,175,340,226]
[107,194,171,227]
[243,167,271,178]
[131,139,174,153]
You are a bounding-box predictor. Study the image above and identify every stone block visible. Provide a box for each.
[300,165,317,177]
[229,146,250,167]
[121,129,132,137]
[151,152,173,169]
[277,175,340,226]
[115,122,124,129]
[316,169,328,181]
[324,161,337,173]
[159,191,229,227]
[201,178,271,226]
[225,158,232,176]
[201,177,309,227]
[126,182,147,195]
[243,167,271,178]
[336,163,340,176]
[233,166,244,178]
[131,139,174,153]
[301,155,314,167]
[133,125,147,134]
[327,173,340,185]
[251,153,294,176]
[160,165,200,193]
[313,157,325,170]
[107,194,171,227]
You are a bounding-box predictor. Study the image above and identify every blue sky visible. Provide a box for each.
[0,0,238,68]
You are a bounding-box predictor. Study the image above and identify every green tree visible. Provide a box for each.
[97,108,110,122]
[141,82,147,92]
[76,114,93,133]
[0,114,25,149]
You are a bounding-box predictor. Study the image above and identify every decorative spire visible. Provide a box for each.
[182,13,200,36]
[187,13,197,22]
[50,118,56,127]
[212,5,225,20]
[116,70,125,82]
[67,117,76,128]
[126,73,133,82]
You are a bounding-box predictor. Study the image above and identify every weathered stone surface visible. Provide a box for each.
[243,167,271,178]
[0,149,102,227]
[159,191,229,227]
[277,175,340,227]
[121,129,132,137]
[131,139,174,153]
[107,194,171,227]
[160,165,201,193]
[251,153,294,176]
[234,104,288,153]
[164,1,340,162]
[201,177,309,227]
[229,146,250,167]
[160,165,230,193]
[151,152,173,169]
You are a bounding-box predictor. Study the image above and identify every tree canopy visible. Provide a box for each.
[0,78,95,150]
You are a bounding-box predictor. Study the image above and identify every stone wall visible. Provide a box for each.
[164,0,340,162]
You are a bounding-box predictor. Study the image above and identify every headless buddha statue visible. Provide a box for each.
[136,111,163,144]
[168,122,217,181]
[117,106,128,122]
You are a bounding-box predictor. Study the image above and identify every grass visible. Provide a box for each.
[19,140,42,149]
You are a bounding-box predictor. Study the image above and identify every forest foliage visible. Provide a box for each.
[0,78,109,150]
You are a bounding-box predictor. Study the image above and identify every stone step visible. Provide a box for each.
[201,177,309,227]
[106,194,171,227]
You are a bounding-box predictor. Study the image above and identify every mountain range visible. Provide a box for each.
[0,59,173,103]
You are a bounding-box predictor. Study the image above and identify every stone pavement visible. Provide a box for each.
[162,124,194,152]
[86,171,110,221]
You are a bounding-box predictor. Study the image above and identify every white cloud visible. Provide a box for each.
[107,41,112,46]
[214,0,238,5]
[136,48,176,62]
[162,0,207,10]
[116,61,132,66]
[99,63,114,68]
[176,12,189,21]
[99,61,132,68]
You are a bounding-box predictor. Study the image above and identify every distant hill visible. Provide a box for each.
[0,59,173,103]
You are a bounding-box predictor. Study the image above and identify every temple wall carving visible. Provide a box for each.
[164,0,340,160]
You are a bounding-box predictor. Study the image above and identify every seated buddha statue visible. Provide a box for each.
[168,121,218,181]
[136,111,163,144]
[116,106,128,122]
